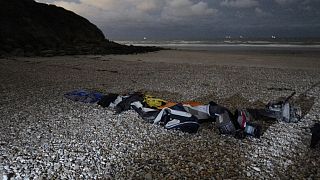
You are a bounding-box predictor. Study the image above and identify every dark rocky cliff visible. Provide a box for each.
[0,0,160,56]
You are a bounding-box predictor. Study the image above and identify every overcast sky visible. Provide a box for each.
[36,0,320,40]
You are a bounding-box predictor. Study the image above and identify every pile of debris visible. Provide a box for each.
[67,90,316,138]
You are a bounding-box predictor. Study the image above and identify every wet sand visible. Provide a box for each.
[107,49,320,69]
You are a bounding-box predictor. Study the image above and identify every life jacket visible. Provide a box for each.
[97,92,144,113]
[158,101,212,120]
[115,92,144,113]
[131,101,160,123]
[153,104,200,133]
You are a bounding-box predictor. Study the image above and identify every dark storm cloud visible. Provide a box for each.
[36,0,320,40]
[220,0,259,8]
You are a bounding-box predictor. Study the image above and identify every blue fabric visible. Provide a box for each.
[64,89,104,103]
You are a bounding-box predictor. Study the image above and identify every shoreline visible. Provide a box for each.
[5,48,320,70]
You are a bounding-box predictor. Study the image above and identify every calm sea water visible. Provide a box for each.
[115,40,320,51]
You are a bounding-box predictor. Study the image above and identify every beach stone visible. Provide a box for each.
[252,167,261,172]
[0,49,320,179]
[53,163,61,171]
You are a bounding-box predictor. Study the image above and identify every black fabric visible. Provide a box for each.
[170,121,199,133]
[152,106,200,133]
[159,110,171,126]
[266,91,296,108]
[210,102,237,123]
[209,102,238,134]
[97,93,119,108]
[234,129,246,139]
[169,103,186,111]
[247,108,278,120]
[311,123,320,148]
[131,105,160,123]
[209,101,226,116]
[115,92,144,113]
[164,113,200,133]
[216,111,236,134]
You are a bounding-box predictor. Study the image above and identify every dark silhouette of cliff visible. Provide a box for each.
[0,0,161,57]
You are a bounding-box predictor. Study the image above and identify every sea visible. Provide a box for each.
[115,39,320,52]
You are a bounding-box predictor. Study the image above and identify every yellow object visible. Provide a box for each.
[144,95,167,109]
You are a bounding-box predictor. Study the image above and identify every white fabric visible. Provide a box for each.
[282,102,290,121]
[165,121,199,129]
[131,101,143,108]
[109,96,123,108]
[183,104,210,120]
[153,108,168,124]
[153,107,193,124]
[165,119,180,128]
[131,101,158,112]
[169,109,192,117]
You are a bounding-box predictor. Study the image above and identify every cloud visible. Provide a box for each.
[191,2,216,15]
[162,0,217,21]
[38,0,218,31]
[136,1,163,13]
[274,0,298,5]
[35,0,320,39]
[220,0,259,8]
[255,7,271,17]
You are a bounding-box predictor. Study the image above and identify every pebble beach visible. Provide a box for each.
[1,49,320,179]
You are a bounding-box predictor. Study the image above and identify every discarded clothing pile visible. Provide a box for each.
[65,90,302,139]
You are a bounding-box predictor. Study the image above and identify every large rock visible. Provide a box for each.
[0,0,160,56]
